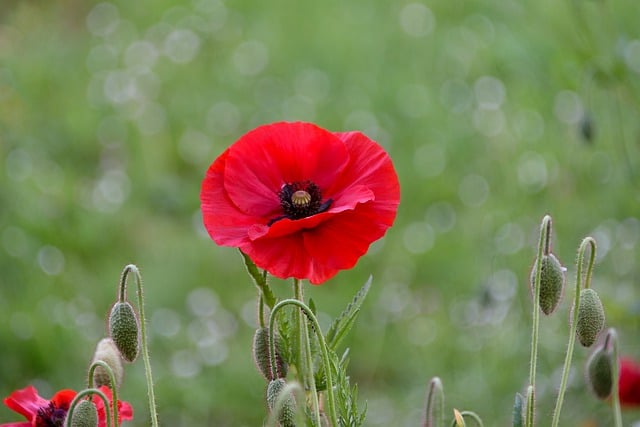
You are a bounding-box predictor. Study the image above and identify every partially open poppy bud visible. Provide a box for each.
[253,327,288,380]
[90,338,124,389]
[266,378,296,427]
[586,345,613,400]
[108,301,140,362]
[530,253,565,315]
[575,288,605,347]
[67,399,98,427]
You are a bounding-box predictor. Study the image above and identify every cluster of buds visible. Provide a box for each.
[65,265,144,427]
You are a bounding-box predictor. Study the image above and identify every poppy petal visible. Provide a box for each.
[201,148,263,247]
[2,386,48,422]
[223,122,350,218]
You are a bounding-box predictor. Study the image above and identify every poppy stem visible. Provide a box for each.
[609,329,622,427]
[526,215,551,427]
[87,360,118,427]
[269,296,339,427]
[293,279,323,426]
[551,237,596,427]
[121,264,159,427]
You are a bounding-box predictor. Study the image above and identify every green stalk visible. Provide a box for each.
[87,360,118,427]
[551,237,596,427]
[269,295,339,426]
[120,264,159,427]
[526,215,552,427]
[609,329,622,427]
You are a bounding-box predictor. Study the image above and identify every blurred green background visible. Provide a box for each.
[1,0,639,425]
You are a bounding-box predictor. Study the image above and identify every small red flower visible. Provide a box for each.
[200,121,400,284]
[2,385,133,427]
[619,357,640,407]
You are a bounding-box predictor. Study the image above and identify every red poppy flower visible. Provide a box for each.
[619,357,640,407]
[2,385,133,427]
[200,121,400,284]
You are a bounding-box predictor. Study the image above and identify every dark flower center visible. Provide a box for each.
[269,181,332,225]
[36,402,68,427]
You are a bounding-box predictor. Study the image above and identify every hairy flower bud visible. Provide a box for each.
[575,288,605,347]
[253,327,288,380]
[90,338,124,389]
[266,378,296,427]
[586,345,614,400]
[67,399,98,427]
[108,302,140,362]
[530,253,565,315]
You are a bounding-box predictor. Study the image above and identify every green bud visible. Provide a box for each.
[575,288,605,347]
[108,301,140,362]
[266,378,296,427]
[67,400,98,427]
[253,327,288,380]
[586,344,613,400]
[90,338,124,389]
[530,253,565,315]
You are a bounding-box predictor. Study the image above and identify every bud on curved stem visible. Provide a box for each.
[90,338,124,390]
[67,400,98,427]
[269,294,338,427]
[586,332,614,399]
[117,264,159,427]
[87,360,118,426]
[253,327,288,380]
[108,302,140,363]
[527,214,552,427]
[552,236,597,427]
[575,288,605,347]
[65,388,110,427]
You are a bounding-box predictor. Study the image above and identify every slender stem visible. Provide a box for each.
[122,264,159,427]
[609,329,622,427]
[87,360,118,427]
[294,279,322,427]
[269,297,339,426]
[551,237,596,427]
[65,388,111,427]
[258,294,266,328]
[457,411,484,427]
[526,215,551,427]
[525,385,534,427]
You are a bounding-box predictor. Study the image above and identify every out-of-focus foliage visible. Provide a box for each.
[1,0,639,425]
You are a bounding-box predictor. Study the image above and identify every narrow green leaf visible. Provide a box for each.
[240,250,277,308]
[325,276,372,350]
[424,377,445,427]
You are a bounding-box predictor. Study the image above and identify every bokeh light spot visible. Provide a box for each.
[399,3,435,37]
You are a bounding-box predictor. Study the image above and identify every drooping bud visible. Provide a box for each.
[90,338,124,389]
[253,327,288,380]
[530,253,565,315]
[586,344,614,400]
[67,399,98,427]
[266,378,296,427]
[574,288,605,347]
[108,301,140,362]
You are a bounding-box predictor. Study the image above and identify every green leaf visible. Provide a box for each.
[240,250,277,309]
[325,276,372,351]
